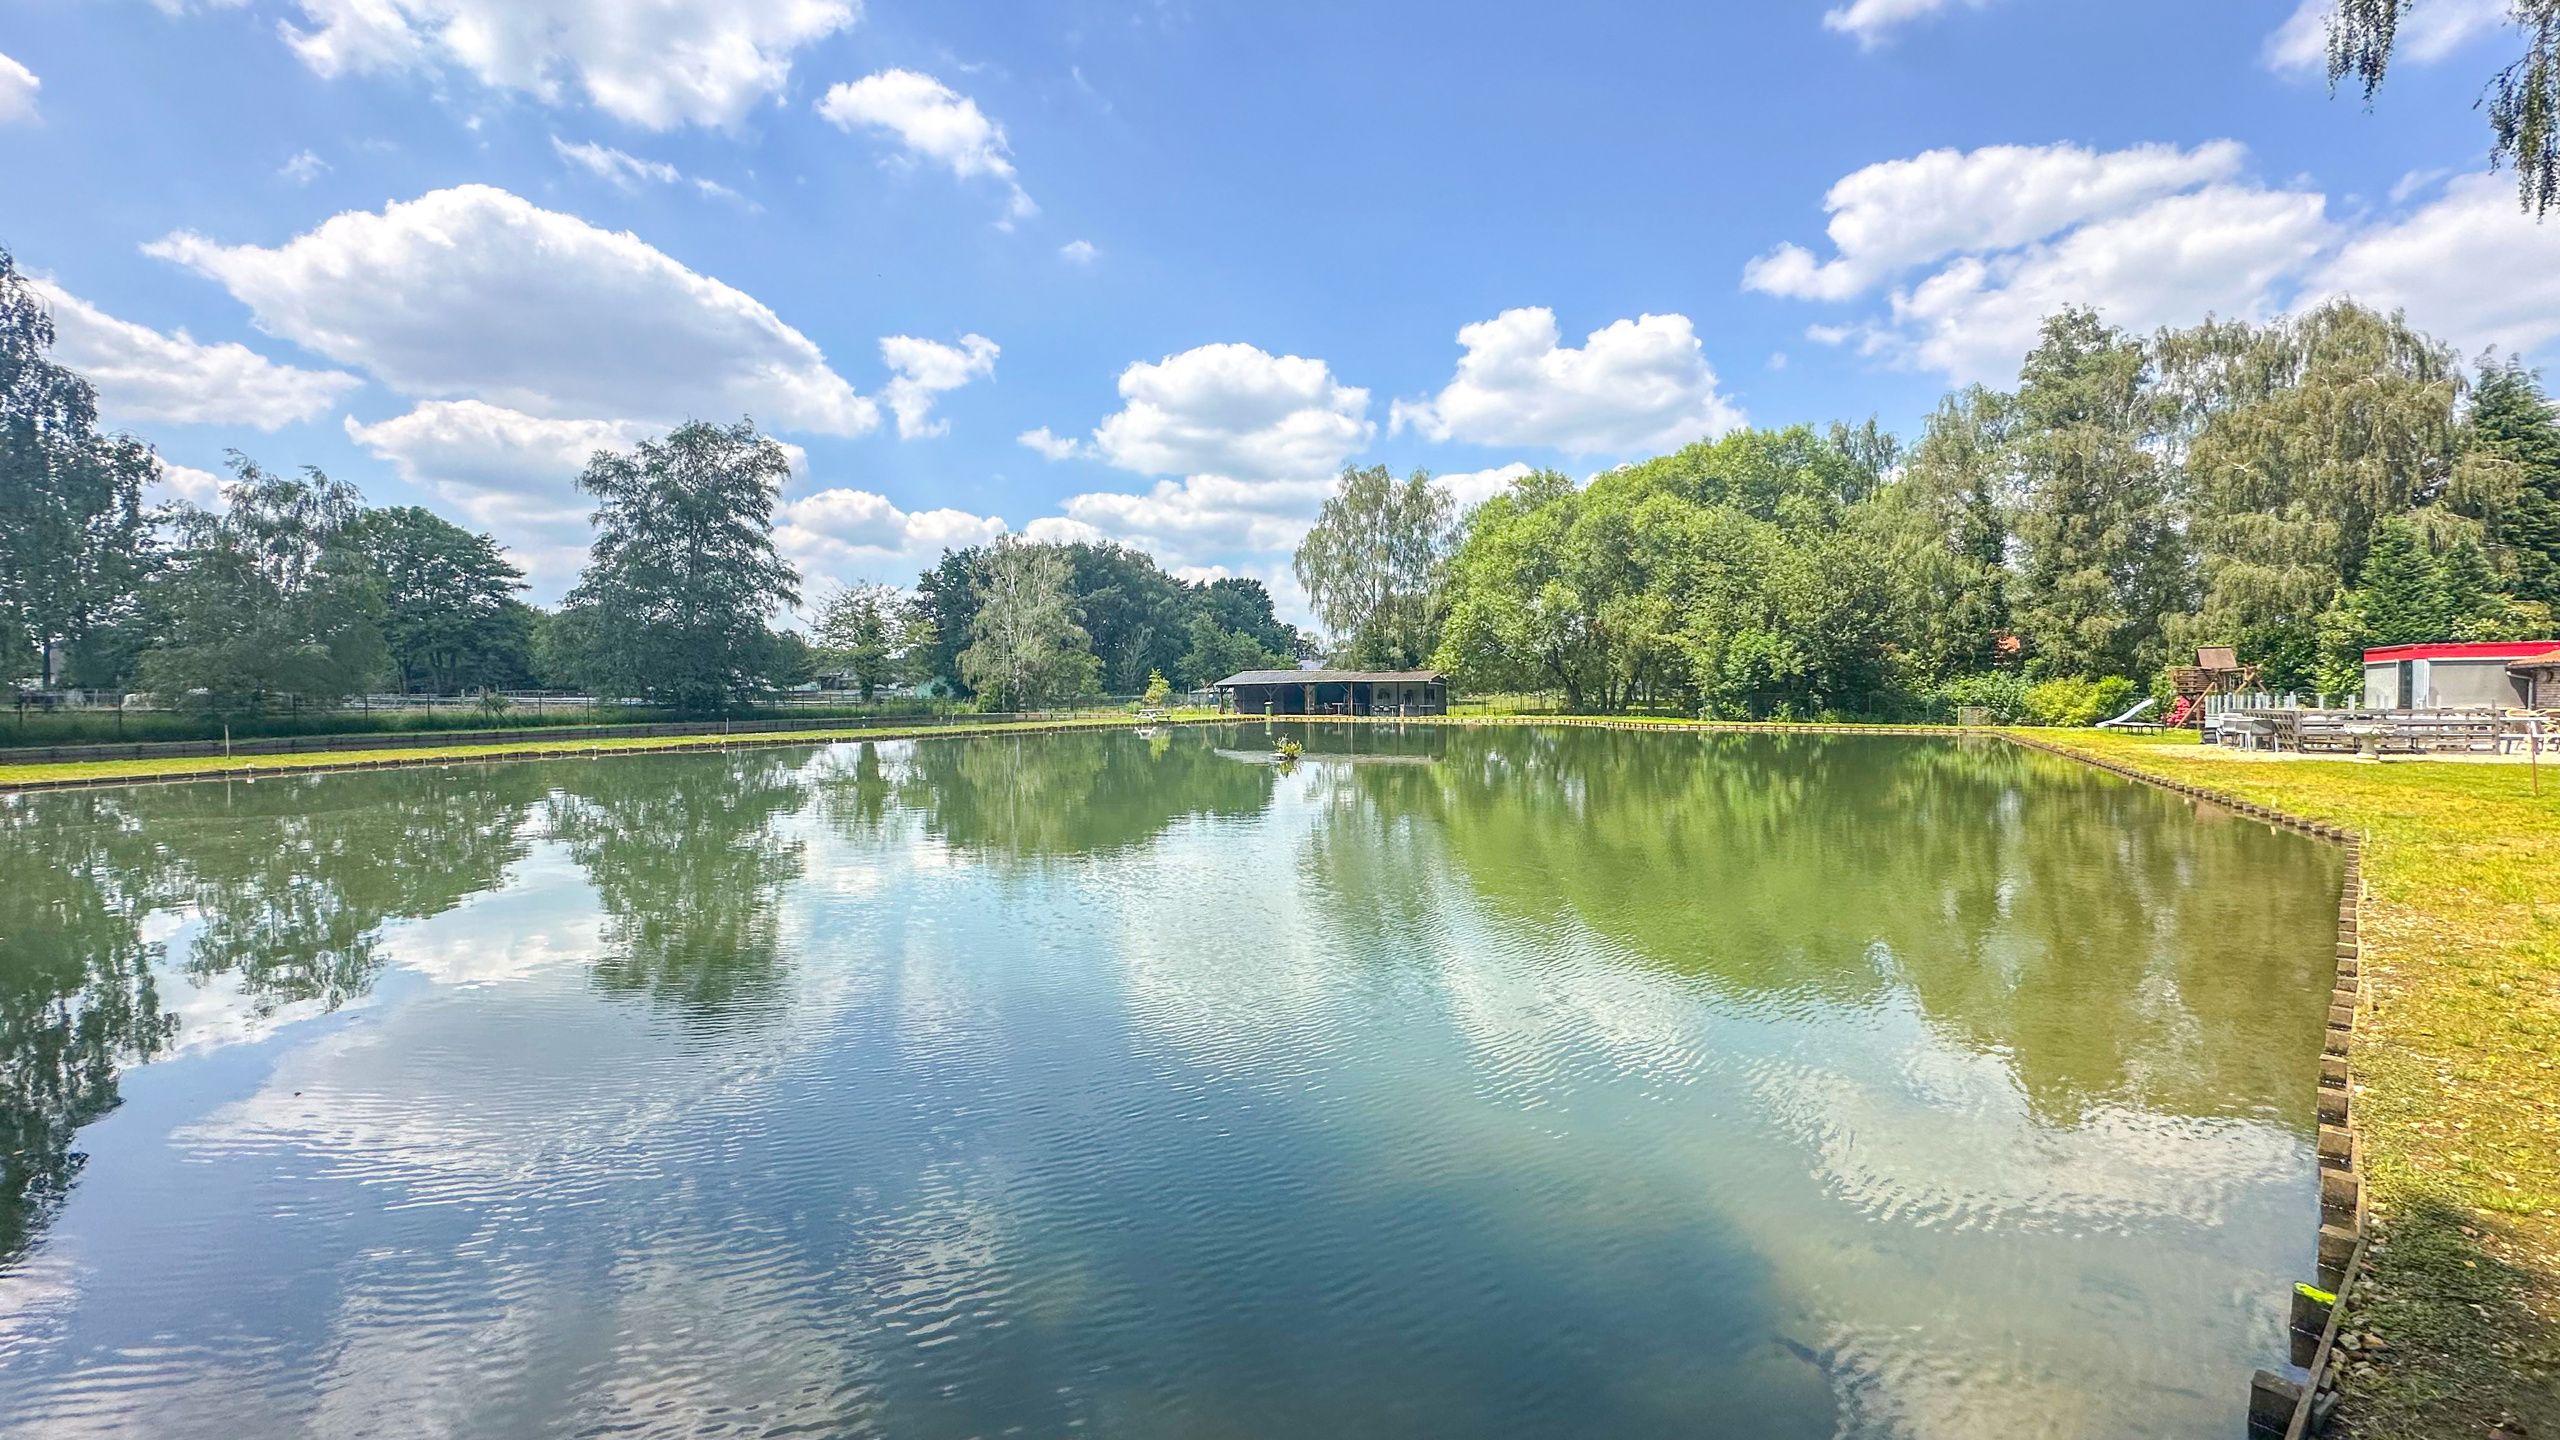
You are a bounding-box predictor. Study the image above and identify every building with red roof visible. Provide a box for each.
[2362,641,2560,709]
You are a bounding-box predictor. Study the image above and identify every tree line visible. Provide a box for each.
[0,247,1309,714]
[1285,303,2560,720]
[9,238,2560,721]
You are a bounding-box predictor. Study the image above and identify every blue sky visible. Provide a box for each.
[1,0,2551,621]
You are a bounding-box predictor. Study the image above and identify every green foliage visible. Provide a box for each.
[2469,359,2560,603]
[2008,308,2186,679]
[812,582,930,700]
[2163,302,2465,689]
[2326,0,2560,215]
[1294,463,1452,668]
[1935,671,2032,723]
[564,418,800,711]
[1140,669,1173,708]
[2020,675,2138,727]
[343,505,530,694]
[133,457,389,709]
[0,248,156,688]
[1435,437,1912,718]
[959,539,1101,710]
[910,546,1303,695]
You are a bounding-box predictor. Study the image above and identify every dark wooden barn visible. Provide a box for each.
[1213,669,1448,717]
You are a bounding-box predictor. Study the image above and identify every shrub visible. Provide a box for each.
[2019,675,2141,727]
[1934,672,2032,724]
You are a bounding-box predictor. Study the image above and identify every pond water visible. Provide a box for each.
[0,724,2341,1439]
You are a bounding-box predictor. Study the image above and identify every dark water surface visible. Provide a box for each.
[0,725,2342,1438]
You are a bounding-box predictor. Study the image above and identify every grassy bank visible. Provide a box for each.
[0,711,1219,789]
[2036,731,2559,1440]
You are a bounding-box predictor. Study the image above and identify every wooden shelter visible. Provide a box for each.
[1213,669,1448,717]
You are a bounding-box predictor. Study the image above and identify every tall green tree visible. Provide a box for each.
[959,539,1100,709]
[1192,576,1308,662]
[2161,301,2464,688]
[1176,610,1288,689]
[1876,386,2016,678]
[1294,464,1452,668]
[2323,0,2560,214]
[2006,308,2186,678]
[565,419,799,711]
[1059,541,1191,692]
[343,506,529,694]
[0,249,157,688]
[1435,468,1688,711]
[812,582,930,700]
[2468,358,2560,602]
[913,546,992,692]
[133,457,388,708]
[2353,517,2443,647]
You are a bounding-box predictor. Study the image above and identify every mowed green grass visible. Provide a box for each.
[2041,731,2559,1440]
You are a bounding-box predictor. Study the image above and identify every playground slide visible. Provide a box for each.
[2096,697,2159,729]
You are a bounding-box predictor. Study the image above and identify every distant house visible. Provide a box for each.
[1213,669,1447,716]
[2361,641,2560,709]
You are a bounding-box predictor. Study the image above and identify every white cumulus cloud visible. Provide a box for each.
[26,278,361,429]
[2265,0,2508,72]
[1056,473,1336,563]
[1017,341,1376,586]
[343,400,652,590]
[1880,186,2335,383]
[1016,425,1086,461]
[0,50,38,125]
[154,462,230,508]
[1391,307,1743,454]
[776,487,1008,589]
[1091,342,1373,481]
[1745,141,2395,384]
[878,333,997,439]
[1743,141,2250,301]
[147,185,876,434]
[2310,172,2560,356]
[1059,239,1098,265]
[1823,0,1992,46]
[1436,462,1537,511]
[277,0,858,130]
[816,69,1034,222]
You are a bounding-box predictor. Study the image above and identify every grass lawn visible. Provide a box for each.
[0,711,1220,789]
[2036,731,2559,1440]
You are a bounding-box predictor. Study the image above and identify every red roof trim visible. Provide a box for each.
[2362,641,2560,663]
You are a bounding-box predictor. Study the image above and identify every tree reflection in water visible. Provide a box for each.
[1315,726,2341,1125]
[546,750,809,1018]
[0,724,2340,1275]
[0,765,545,1260]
